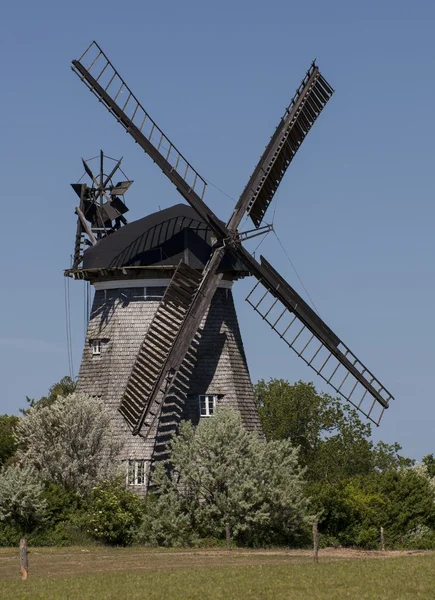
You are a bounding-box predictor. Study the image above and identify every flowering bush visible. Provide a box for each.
[82,481,144,546]
[16,393,122,496]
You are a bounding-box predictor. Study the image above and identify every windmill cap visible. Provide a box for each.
[82,203,246,274]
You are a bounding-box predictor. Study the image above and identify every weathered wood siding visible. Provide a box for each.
[76,284,262,494]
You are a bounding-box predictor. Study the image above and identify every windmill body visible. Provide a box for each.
[67,42,394,493]
[75,203,261,493]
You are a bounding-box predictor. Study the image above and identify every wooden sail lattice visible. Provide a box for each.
[233,63,334,230]
[246,273,393,426]
[119,262,202,433]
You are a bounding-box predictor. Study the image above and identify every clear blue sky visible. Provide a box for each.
[1,0,433,460]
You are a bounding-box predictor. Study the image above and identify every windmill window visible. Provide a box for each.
[91,340,101,356]
[127,459,148,486]
[199,394,217,417]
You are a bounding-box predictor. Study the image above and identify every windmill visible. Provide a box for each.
[67,42,393,491]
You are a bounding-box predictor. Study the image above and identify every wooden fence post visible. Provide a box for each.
[380,527,385,551]
[226,522,231,550]
[313,522,319,563]
[19,538,28,580]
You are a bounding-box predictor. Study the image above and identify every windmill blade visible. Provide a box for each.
[72,41,227,240]
[237,247,393,425]
[120,247,225,436]
[227,62,334,231]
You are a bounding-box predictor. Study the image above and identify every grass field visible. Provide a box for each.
[1,547,434,599]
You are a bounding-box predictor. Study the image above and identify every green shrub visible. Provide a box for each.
[0,415,19,466]
[81,481,144,546]
[135,491,198,548]
[318,534,341,549]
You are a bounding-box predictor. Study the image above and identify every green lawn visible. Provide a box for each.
[0,547,434,599]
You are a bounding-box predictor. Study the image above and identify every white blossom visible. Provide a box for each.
[0,464,47,524]
[16,393,122,496]
[411,462,435,498]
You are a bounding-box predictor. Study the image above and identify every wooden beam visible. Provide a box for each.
[75,206,97,246]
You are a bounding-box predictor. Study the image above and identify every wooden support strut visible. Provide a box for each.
[75,206,97,245]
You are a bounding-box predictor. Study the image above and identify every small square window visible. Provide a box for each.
[92,340,101,356]
[199,394,217,417]
[127,460,148,486]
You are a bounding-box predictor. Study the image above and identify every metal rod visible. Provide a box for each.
[113,82,124,102]
[366,395,377,417]
[317,352,332,375]
[263,299,278,320]
[281,315,297,338]
[308,344,323,366]
[77,41,95,63]
[95,60,109,82]
[94,157,123,203]
[376,407,386,426]
[300,334,315,356]
[245,280,260,302]
[290,325,306,346]
[174,153,181,170]
[240,227,273,242]
[88,50,102,72]
[104,71,117,92]
[99,150,104,210]
[272,308,287,328]
[122,93,132,111]
[328,351,351,384]
[337,370,350,392]
[130,102,140,123]
[254,289,269,309]
[139,112,148,131]
[357,376,375,407]
[327,361,341,384]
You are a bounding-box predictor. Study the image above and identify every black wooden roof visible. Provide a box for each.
[82,204,247,273]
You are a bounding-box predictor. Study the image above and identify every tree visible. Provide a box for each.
[22,376,76,413]
[0,414,19,466]
[16,393,122,496]
[372,441,414,472]
[422,454,435,479]
[0,464,47,530]
[254,379,374,482]
[309,468,435,549]
[141,408,309,546]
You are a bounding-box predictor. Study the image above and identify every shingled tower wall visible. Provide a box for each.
[76,280,261,495]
